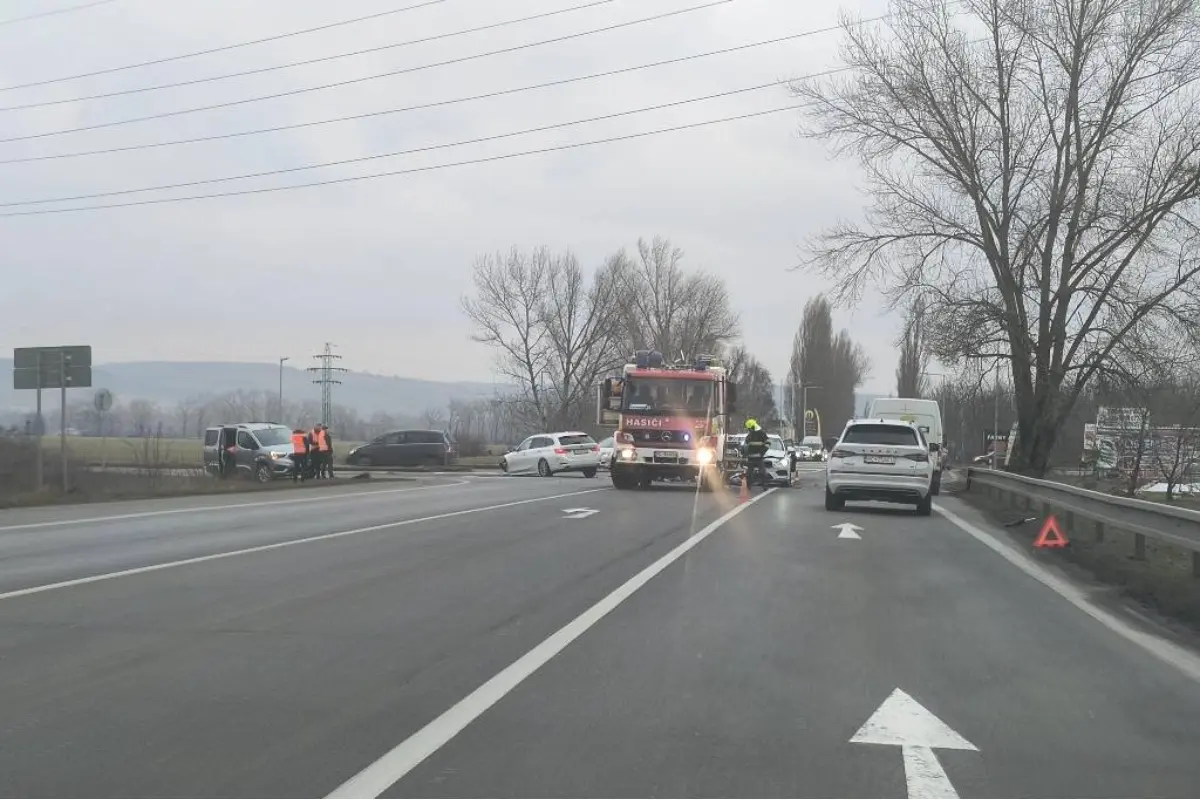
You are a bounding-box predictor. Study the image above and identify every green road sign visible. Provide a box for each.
[12,345,93,390]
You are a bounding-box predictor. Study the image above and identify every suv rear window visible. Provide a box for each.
[558,434,595,446]
[842,424,919,446]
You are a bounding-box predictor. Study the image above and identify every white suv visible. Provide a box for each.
[824,419,935,515]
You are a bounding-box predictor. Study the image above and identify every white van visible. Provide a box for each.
[866,397,945,493]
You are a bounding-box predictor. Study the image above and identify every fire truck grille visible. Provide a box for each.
[631,429,692,446]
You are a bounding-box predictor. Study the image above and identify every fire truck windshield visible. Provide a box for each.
[622,378,715,415]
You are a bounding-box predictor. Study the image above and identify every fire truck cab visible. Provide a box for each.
[596,350,737,490]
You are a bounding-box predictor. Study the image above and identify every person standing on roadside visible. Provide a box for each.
[311,424,323,479]
[318,424,334,478]
[291,427,311,482]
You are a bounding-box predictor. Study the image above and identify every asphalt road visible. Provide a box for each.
[0,468,1198,797]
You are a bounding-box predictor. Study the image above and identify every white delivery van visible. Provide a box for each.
[866,397,945,494]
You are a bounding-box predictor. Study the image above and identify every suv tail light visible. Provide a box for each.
[592,444,600,452]
[905,451,929,462]
[554,447,567,455]
[830,448,852,459]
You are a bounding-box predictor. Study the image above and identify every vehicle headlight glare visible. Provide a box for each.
[620,448,636,460]
[696,447,714,465]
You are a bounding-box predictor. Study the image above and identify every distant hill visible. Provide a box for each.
[0,359,501,415]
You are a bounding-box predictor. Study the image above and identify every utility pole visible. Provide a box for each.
[307,343,347,428]
[278,356,289,421]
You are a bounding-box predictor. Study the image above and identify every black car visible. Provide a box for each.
[344,429,457,467]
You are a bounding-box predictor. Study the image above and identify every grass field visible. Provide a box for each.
[40,436,498,468]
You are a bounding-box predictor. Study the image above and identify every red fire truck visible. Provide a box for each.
[596,350,737,490]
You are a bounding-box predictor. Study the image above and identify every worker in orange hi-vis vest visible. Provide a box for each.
[312,424,332,479]
[317,424,334,478]
[290,428,310,482]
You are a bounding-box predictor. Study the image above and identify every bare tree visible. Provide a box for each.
[1154,424,1200,501]
[725,346,777,423]
[423,407,447,429]
[795,0,1200,475]
[541,252,625,430]
[788,295,869,439]
[127,399,160,436]
[830,331,870,434]
[895,299,927,397]
[615,236,740,358]
[462,247,554,429]
[464,238,739,435]
[1132,365,1200,499]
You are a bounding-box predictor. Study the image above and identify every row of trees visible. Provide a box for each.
[892,333,1200,495]
[800,0,1200,475]
[1,390,537,454]
[462,235,778,431]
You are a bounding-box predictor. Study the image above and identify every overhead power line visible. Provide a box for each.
[0,0,116,28]
[2,73,851,207]
[0,0,732,144]
[0,104,802,218]
[0,0,618,112]
[0,25,849,165]
[0,0,445,91]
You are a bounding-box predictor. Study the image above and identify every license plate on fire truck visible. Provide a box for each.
[654,450,678,461]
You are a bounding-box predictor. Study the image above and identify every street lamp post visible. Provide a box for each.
[278,356,289,421]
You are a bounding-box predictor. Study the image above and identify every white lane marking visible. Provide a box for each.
[0,479,470,532]
[833,522,863,539]
[0,487,609,602]
[901,746,961,799]
[326,487,779,799]
[851,687,977,799]
[562,508,599,519]
[937,504,1200,684]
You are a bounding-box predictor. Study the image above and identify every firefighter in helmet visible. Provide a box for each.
[742,418,770,489]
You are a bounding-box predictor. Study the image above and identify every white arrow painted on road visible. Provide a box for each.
[562,508,599,519]
[833,522,863,539]
[850,688,977,799]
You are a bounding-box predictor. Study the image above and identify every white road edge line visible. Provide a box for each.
[0,478,470,532]
[327,487,779,799]
[936,503,1200,684]
[0,486,609,602]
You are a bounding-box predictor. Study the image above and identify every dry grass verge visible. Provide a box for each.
[953,474,1200,633]
[0,438,393,508]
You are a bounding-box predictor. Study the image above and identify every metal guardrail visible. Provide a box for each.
[965,467,1200,575]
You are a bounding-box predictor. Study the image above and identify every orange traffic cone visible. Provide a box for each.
[740,472,749,501]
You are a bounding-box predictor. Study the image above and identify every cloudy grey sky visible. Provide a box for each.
[0,0,898,392]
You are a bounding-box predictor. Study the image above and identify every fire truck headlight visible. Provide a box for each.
[696,447,714,465]
[620,448,636,461]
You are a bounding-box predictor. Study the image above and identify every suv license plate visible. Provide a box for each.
[864,455,895,464]
[654,450,677,460]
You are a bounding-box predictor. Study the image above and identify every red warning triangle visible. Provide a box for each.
[1033,515,1069,548]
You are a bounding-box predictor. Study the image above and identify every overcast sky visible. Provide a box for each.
[0,0,899,393]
